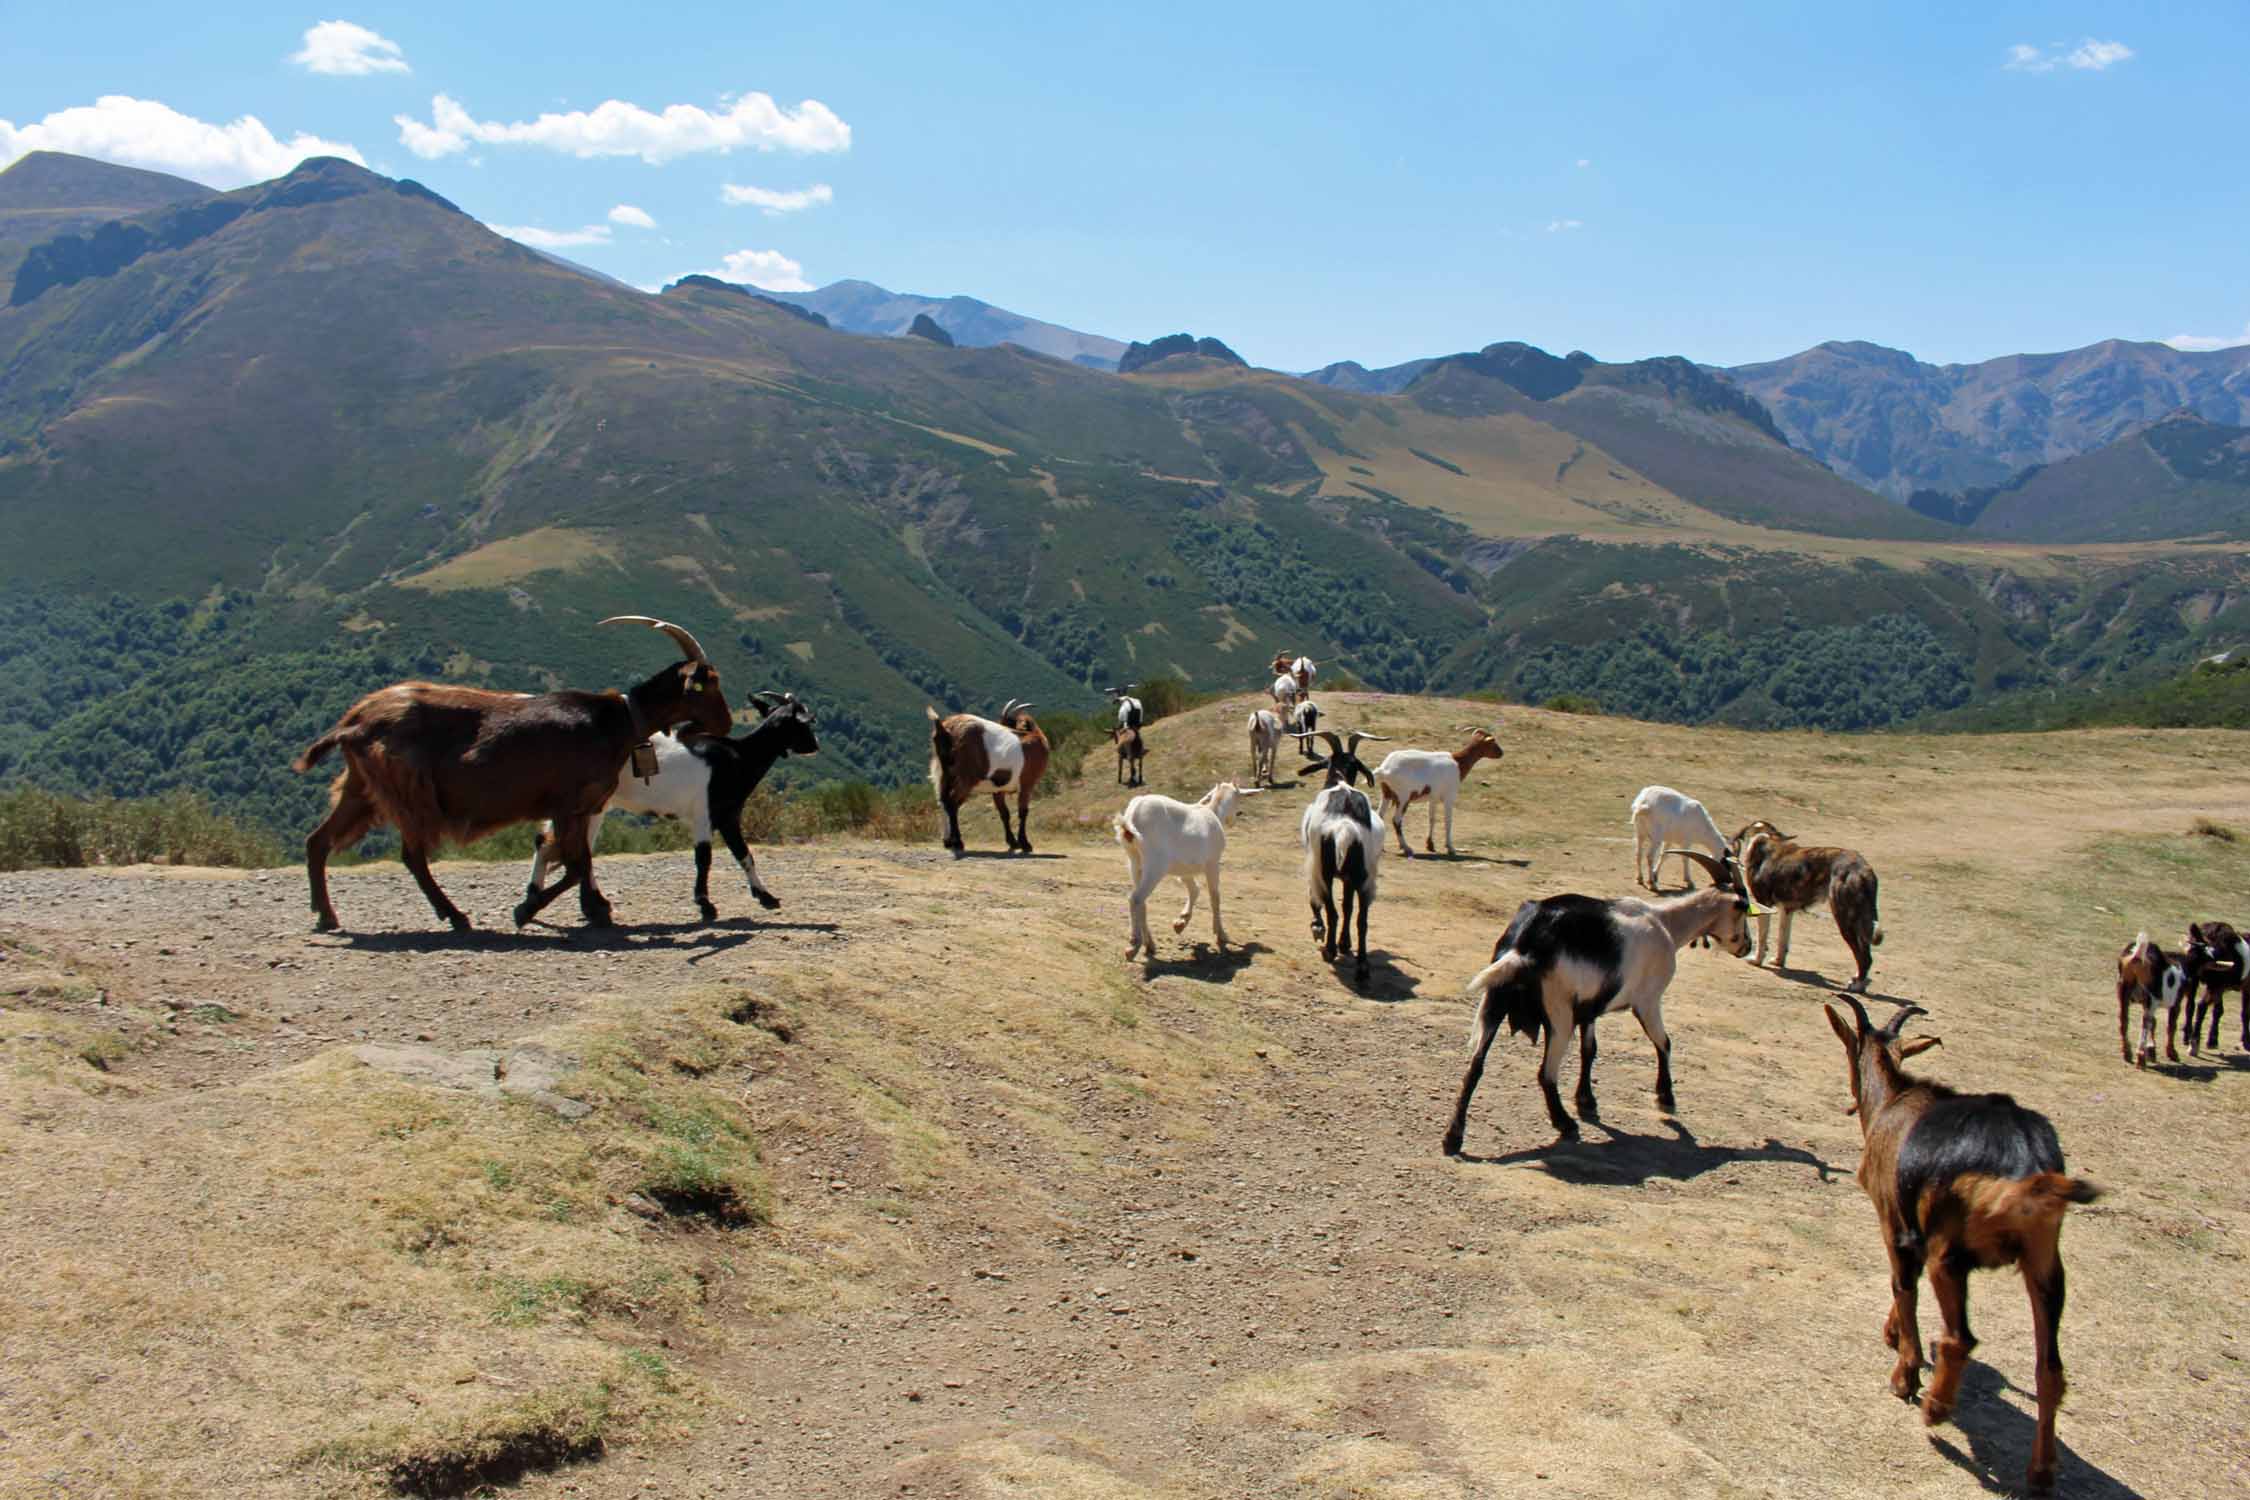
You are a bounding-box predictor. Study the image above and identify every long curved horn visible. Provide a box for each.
[1880,1003,1928,1041]
[599,615,710,664]
[1000,699,1022,722]
[1345,732,1391,753]
[1836,993,1875,1036]
[1678,850,1735,889]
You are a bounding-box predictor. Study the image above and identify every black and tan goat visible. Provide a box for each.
[2183,920,2249,1056]
[295,616,732,932]
[1109,686,1147,788]
[2116,931,2190,1067]
[928,700,1050,854]
[1298,730,1388,986]
[1735,821,1883,992]
[1825,997,2098,1496]
[1444,853,1753,1153]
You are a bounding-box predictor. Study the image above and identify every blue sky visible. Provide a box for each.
[7,2,2245,370]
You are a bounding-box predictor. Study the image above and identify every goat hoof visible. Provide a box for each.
[1921,1397,1954,1428]
[1441,1131,1466,1157]
[511,902,536,928]
[2026,1465,2055,1495]
[754,891,781,911]
[313,914,340,933]
[698,903,719,923]
[448,915,473,933]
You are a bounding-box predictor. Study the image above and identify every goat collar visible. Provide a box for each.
[617,687,653,745]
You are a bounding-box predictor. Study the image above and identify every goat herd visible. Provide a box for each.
[287,624,2230,1496]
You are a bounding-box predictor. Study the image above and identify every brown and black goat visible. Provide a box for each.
[2183,920,2250,1057]
[1825,997,2099,1496]
[2116,930,2191,1067]
[1734,821,1883,992]
[294,616,732,932]
[928,699,1050,854]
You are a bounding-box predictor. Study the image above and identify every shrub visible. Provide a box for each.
[0,787,283,871]
[1542,693,1604,716]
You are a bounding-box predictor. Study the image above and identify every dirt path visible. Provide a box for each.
[3,702,2246,1499]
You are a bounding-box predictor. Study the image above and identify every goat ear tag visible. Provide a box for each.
[631,743,658,780]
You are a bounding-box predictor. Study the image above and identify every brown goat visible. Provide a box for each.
[1735,822,1883,992]
[1826,997,2099,1496]
[294,617,731,932]
[2115,931,2190,1066]
[928,699,1050,854]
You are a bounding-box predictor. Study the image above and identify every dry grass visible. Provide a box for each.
[395,527,620,592]
[2,695,2244,1497]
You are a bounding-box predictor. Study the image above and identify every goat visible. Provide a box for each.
[1108,685,1147,788]
[1271,673,1301,711]
[1825,996,2098,1496]
[928,699,1049,854]
[1298,730,1389,986]
[295,616,732,932]
[1115,780,1259,961]
[1287,698,1322,756]
[526,691,818,922]
[2183,920,2249,1056]
[2115,930,2190,1067]
[1444,853,1752,1153]
[1247,709,1285,786]
[1374,727,1504,858]
[1735,823,1883,992]
[1629,785,1730,890]
[1271,650,1316,696]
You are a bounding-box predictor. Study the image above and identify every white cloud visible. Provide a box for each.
[1545,218,1583,233]
[0,95,363,188]
[491,222,612,249]
[607,203,656,229]
[2165,321,2250,353]
[395,91,850,163]
[2005,38,2134,73]
[290,19,409,75]
[720,181,833,214]
[693,248,812,292]
[1574,158,1591,168]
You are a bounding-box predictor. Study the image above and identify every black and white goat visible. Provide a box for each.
[2183,920,2250,1056]
[1109,685,1146,787]
[2115,930,2190,1067]
[1288,698,1322,756]
[527,690,819,922]
[1298,730,1389,986]
[1443,854,1755,1153]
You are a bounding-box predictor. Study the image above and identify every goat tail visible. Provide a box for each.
[1464,950,1531,1000]
[293,727,349,773]
[1993,1172,2104,1220]
[1112,814,1137,846]
[1872,921,1885,947]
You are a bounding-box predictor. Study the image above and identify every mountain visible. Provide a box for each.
[0,150,213,284]
[1,153,2244,839]
[1725,338,2250,501]
[768,278,1127,369]
[1910,411,2250,542]
[1117,333,1246,374]
[1299,355,1440,395]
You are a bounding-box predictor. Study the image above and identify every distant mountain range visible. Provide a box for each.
[767,279,1128,370]
[1908,410,2250,543]
[0,151,211,284]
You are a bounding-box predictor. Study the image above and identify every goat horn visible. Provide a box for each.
[1880,1003,1927,1040]
[599,615,711,664]
[1836,993,1876,1036]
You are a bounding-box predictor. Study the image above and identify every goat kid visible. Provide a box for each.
[1299,730,1389,986]
[1445,853,1751,1153]
[1271,673,1302,711]
[2183,920,2250,1056]
[2115,930,2190,1067]
[1109,686,1147,788]
[296,616,731,932]
[1736,823,1884,992]
[1629,785,1730,890]
[1247,709,1285,786]
[526,690,818,922]
[1288,698,1322,756]
[1375,726,1503,857]
[1826,997,2098,1496]
[1115,780,1259,960]
[928,699,1050,854]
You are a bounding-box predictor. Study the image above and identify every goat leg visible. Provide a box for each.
[714,819,780,911]
[1922,1252,1975,1426]
[2023,1245,2068,1495]
[401,843,472,931]
[693,841,718,923]
[1537,1023,1579,1140]
[1443,990,1504,1156]
[1884,1238,1926,1403]
[1572,1020,1599,1119]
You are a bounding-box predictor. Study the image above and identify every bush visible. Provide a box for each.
[0,787,283,871]
[1541,693,1604,716]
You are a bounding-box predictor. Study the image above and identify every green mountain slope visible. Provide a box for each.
[0,150,213,285]
[1951,412,2250,542]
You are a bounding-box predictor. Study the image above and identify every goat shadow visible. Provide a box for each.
[2139,1057,2227,1084]
[1926,1363,2144,1498]
[1397,851,1530,868]
[1316,946,1421,1002]
[1137,940,1271,984]
[1456,1117,1839,1187]
[1761,963,1910,1005]
[949,849,1067,862]
[315,916,835,956]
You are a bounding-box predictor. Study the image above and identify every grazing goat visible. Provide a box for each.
[1444,853,1752,1153]
[1629,785,1730,890]
[1825,997,2098,1496]
[1374,727,1504,858]
[526,691,818,922]
[2183,920,2249,1056]
[1299,730,1389,986]
[295,616,732,932]
[1288,698,1321,756]
[1247,709,1285,785]
[928,699,1049,854]
[1115,780,1259,960]
[1735,823,1883,992]
[1108,684,1146,786]
[2115,931,2190,1067]
[1271,651,1316,696]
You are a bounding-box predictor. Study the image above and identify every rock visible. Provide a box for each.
[349,1040,592,1119]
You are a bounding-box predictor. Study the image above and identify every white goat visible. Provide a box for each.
[1628,784,1731,890]
[1271,673,1301,711]
[1373,727,1504,858]
[1247,709,1285,785]
[1115,781,1259,960]
[1299,731,1388,986]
